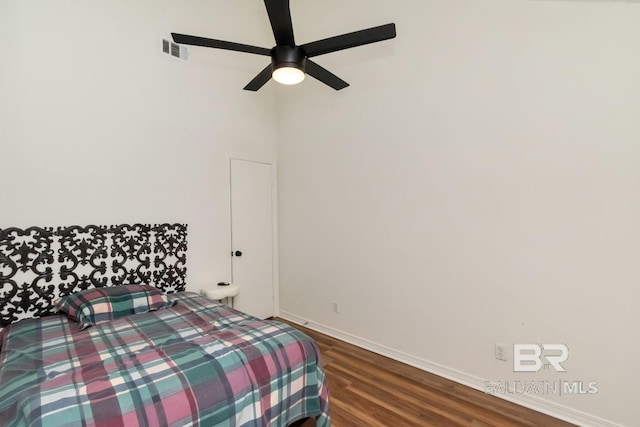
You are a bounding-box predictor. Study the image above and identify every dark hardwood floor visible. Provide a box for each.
[278,319,575,427]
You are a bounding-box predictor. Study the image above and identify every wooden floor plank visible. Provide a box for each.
[277,319,575,427]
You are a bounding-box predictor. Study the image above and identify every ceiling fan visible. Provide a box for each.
[171,0,396,91]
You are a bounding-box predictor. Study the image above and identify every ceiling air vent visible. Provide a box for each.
[161,38,188,62]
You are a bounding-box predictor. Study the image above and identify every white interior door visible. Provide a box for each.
[230,159,274,319]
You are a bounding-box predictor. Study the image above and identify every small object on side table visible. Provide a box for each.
[203,284,239,308]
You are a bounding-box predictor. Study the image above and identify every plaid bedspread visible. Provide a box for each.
[0,292,330,427]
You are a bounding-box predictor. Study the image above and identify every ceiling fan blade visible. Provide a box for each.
[172,33,271,56]
[264,0,295,46]
[301,23,396,58]
[305,60,349,91]
[243,64,273,91]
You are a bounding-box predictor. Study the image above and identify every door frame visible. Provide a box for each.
[229,158,279,317]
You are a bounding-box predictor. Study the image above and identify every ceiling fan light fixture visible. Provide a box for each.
[171,0,396,92]
[270,45,306,86]
[272,66,305,85]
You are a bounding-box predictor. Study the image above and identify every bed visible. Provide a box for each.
[0,224,330,427]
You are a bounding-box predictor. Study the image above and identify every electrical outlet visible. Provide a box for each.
[332,301,340,313]
[495,343,508,361]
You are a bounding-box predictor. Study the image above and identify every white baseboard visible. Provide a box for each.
[278,310,622,427]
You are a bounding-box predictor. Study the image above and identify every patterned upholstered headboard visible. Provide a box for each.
[0,223,187,327]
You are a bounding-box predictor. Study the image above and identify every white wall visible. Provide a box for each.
[277,0,640,426]
[0,0,278,290]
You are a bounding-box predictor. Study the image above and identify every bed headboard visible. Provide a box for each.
[0,223,187,327]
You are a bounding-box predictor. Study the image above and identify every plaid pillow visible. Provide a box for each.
[55,285,175,330]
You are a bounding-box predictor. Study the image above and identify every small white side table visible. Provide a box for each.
[203,285,240,308]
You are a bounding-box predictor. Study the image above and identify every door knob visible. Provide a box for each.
[234,250,243,257]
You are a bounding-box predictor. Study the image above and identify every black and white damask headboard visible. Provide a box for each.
[0,223,187,327]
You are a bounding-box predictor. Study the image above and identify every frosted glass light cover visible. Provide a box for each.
[272,67,305,85]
